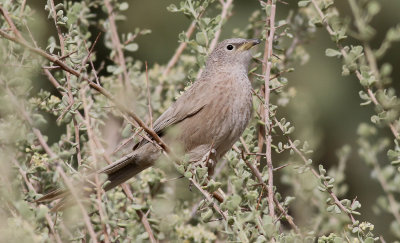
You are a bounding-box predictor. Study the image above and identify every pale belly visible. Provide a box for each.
[177,86,253,162]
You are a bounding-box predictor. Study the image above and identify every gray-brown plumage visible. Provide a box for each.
[36,38,260,209]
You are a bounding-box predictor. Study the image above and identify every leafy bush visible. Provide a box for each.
[0,0,400,242]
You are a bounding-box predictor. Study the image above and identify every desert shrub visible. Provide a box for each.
[0,0,400,242]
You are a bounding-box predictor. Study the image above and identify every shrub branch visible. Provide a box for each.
[262,0,277,221]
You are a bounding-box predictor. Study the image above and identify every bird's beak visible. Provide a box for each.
[238,39,261,51]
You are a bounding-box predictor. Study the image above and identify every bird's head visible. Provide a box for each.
[205,38,261,73]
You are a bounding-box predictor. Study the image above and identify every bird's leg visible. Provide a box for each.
[206,149,217,178]
[207,158,215,177]
[189,180,193,192]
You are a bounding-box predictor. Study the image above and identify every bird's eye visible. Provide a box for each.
[226,44,234,50]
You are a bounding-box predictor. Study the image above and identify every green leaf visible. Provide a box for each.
[176,164,185,174]
[119,2,129,11]
[201,208,213,222]
[166,4,179,12]
[196,32,207,46]
[196,167,208,180]
[204,179,222,193]
[371,115,380,124]
[106,65,117,73]
[367,1,380,16]
[32,114,48,128]
[124,43,138,52]
[225,194,242,213]
[319,165,326,175]
[364,238,374,243]
[184,171,192,178]
[325,48,342,57]
[387,25,400,42]
[298,0,310,7]
[131,204,143,210]
[351,200,361,210]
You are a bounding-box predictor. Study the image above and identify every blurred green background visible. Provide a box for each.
[26,0,400,240]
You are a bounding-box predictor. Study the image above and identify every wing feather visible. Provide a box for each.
[134,81,209,149]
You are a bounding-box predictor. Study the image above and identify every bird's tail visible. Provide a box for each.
[99,151,152,191]
[35,148,155,212]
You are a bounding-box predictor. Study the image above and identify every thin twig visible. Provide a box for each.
[162,21,196,77]
[103,0,131,89]
[196,0,233,79]
[111,128,142,155]
[311,0,400,224]
[0,7,23,39]
[80,87,111,242]
[19,0,27,17]
[85,90,158,243]
[2,17,158,239]
[310,0,399,140]
[0,27,171,153]
[13,160,63,243]
[73,119,82,167]
[273,117,356,224]
[189,178,227,221]
[57,166,98,241]
[208,0,233,52]
[4,86,57,159]
[145,61,153,127]
[372,162,400,225]
[262,0,277,221]
[232,145,300,233]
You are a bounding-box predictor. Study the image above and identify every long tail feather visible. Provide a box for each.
[104,162,151,191]
[34,188,68,203]
[35,149,152,211]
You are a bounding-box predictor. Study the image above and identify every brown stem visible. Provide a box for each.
[49,0,74,124]
[0,28,170,153]
[232,145,300,233]
[145,61,153,127]
[196,0,234,79]
[162,21,196,77]
[2,15,158,238]
[310,1,400,224]
[310,0,399,140]
[4,86,57,159]
[188,178,227,220]
[273,117,356,224]
[0,7,23,39]
[48,0,65,55]
[13,160,63,243]
[87,105,158,243]
[208,0,233,52]
[57,166,98,241]
[81,88,111,242]
[262,1,277,220]
[103,0,131,89]
[372,161,400,225]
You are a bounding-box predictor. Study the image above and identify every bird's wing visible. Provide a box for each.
[134,81,209,149]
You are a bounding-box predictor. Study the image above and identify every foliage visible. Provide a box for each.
[0,0,399,242]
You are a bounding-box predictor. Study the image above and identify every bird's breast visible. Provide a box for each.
[178,72,253,160]
[206,74,253,153]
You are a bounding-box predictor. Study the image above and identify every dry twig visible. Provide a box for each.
[273,117,357,224]
[103,0,131,89]
[310,0,399,140]
[262,0,277,221]
[57,166,98,241]
[13,160,63,243]
[232,145,300,233]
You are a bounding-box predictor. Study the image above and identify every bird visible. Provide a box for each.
[36,38,261,210]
